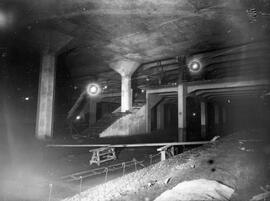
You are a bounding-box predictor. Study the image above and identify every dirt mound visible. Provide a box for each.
[62,130,270,201]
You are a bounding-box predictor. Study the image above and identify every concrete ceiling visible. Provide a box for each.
[1,0,270,85]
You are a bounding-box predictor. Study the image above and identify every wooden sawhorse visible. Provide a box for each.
[89,147,116,166]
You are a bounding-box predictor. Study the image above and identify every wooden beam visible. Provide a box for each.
[47,140,212,148]
[147,87,178,94]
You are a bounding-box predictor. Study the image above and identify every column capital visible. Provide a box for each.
[110,59,140,77]
[37,29,73,55]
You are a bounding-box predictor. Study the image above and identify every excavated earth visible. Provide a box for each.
[63,129,270,201]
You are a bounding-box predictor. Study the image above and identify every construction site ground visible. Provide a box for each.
[1,129,270,201]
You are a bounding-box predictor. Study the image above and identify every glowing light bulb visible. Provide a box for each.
[188,59,202,73]
[86,83,101,96]
[76,116,81,120]
[90,86,97,93]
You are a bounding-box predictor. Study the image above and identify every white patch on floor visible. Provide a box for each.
[154,179,234,201]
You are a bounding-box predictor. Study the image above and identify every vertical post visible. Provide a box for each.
[146,92,150,133]
[36,52,56,139]
[121,75,132,112]
[178,84,187,142]
[161,150,166,161]
[200,101,207,139]
[157,102,164,130]
[89,98,97,126]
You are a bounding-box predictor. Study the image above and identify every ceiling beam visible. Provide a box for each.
[194,85,268,96]
[187,79,270,94]
[147,87,178,95]
[204,90,263,99]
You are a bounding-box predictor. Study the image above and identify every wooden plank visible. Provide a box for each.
[47,140,213,148]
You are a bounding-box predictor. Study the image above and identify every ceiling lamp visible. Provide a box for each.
[86,83,101,97]
[188,59,202,74]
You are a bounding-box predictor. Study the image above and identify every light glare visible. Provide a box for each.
[188,59,202,74]
[86,83,101,96]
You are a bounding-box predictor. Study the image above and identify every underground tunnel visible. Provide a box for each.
[0,0,270,200]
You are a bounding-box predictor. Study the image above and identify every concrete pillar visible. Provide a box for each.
[177,84,187,142]
[89,98,97,126]
[157,102,164,130]
[110,60,140,112]
[36,52,56,139]
[200,101,207,139]
[121,75,132,112]
[146,93,150,133]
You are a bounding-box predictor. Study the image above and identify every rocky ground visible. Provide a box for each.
[62,129,270,201]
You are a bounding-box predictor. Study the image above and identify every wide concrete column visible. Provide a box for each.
[200,101,207,139]
[157,102,165,130]
[36,51,56,139]
[178,84,187,142]
[110,59,140,112]
[35,30,73,140]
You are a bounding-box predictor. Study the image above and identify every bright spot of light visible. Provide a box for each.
[24,97,29,101]
[192,112,196,117]
[103,85,108,89]
[141,89,145,93]
[76,115,81,120]
[188,59,202,73]
[227,99,231,104]
[86,83,101,96]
